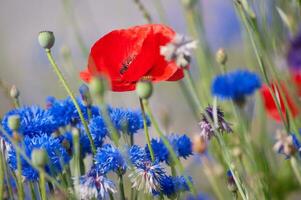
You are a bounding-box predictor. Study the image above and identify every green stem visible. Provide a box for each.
[119,175,126,200]
[1,148,14,200]
[13,99,20,108]
[133,0,152,23]
[216,135,249,200]
[139,98,155,162]
[45,49,96,154]
[97,98,119,146]
[15,143,24,200]
[183,70,203,111]
[170,164,177,177]
[290,156,301,186]
[142,99,197,195]
[39,170,46,200]
[29,182,37,200]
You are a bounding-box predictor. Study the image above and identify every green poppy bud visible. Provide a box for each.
[136,80,153,99]
[216,48,227,65]
[38,31,55,49]
[89,76,107,98]
[31,149,48,168]
[8,115,20,131]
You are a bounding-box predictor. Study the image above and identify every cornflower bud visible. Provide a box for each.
[192,134,207,154]
[79,84,92,107]
[136,80,153,99]
[38,31,55,49]
[10,85,20,99]
[215,48,227,65]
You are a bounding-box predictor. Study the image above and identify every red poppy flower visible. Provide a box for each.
[80,24,184,91]
[260,83,299,122]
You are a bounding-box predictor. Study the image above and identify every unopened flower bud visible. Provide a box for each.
[31,149,48,168]
[227,170,237,193]
[10,85,20,99]
[232,147,242,158]
[89,76,107,98]
[193,135,207,154]
[38,31,55,49]
[8,115,20,131]
[136,80,153,99]
[216,48,227,65]
[79,84,92,107]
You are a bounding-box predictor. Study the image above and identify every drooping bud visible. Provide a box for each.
[79,84,92,107]
[136,80,153,99]
[38,31,55,49]
[227,170,237,193]
[216,48,227,65]
[89,76,107,98]
[10,85,20,99]
[31,149,48,168]
[192,134,207,154]
[8,115,20,132]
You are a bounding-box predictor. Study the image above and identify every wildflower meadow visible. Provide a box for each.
[1,0,301,199]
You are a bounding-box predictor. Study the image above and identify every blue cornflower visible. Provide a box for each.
[108,107,150,135]
[94,144,126,175]
[2,106,59,138]
[46,96,99,127]
[145,134,193,164]
[287,31,301,71]
[76,166,116,200]
[128,145,149,168]
[159,175,192,197]
[211,69,261,101]
[128,145,167,194]
[7,134,70,181]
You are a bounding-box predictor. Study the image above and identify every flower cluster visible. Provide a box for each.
[7,133,70,181]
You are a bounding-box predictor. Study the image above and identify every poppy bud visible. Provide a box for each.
[215,48,227,65]
[136,80,153,99]
[8,115,20,132]
[79,84,92,107]
[10,85,20,99]
[89,76,106,98]
[38,31,55,49]
[31,149,48,168]
[193,135,207,154]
